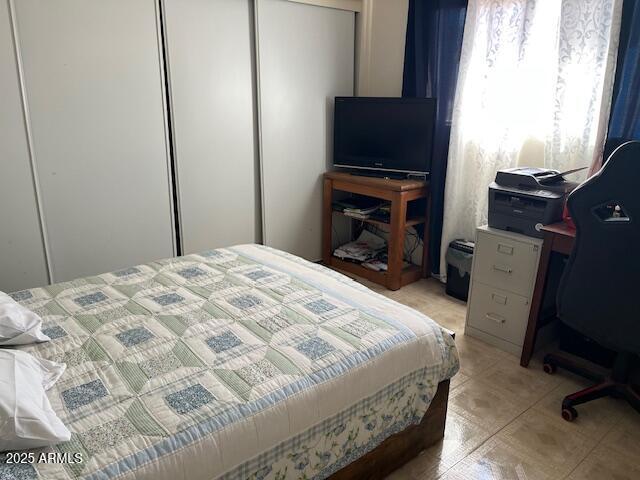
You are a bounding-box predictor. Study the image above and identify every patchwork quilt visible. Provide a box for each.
[2,245,459,480]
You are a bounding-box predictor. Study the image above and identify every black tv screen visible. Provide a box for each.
[333,97,435,175]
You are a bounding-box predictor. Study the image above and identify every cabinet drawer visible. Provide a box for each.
[467,282,530,346]
[473,230,539,296]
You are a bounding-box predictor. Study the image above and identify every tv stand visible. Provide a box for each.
[322,171,431,290]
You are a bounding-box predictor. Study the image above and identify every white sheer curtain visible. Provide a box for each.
[440,0,622,278]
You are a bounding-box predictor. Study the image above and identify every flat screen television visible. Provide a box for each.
[333,97,436,176]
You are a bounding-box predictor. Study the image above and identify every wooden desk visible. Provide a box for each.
[520,222,576,366]
[322,172,430,291]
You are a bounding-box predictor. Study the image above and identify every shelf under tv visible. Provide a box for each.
[322,171,431,290]
[329,256,423,288]
[332,209,426,229]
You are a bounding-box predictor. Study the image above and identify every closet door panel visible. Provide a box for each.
[257,0,355,260]
[164,0,259,253]
[14,0,175,282]
[0,2,48,292]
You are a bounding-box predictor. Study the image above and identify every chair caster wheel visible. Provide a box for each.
[562,406,578,422]
[543,363,557,374]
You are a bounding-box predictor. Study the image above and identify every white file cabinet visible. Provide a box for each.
[465,226,542,355]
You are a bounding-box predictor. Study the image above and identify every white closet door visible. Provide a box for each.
[14,0,175,282]
[256,0,355,260]
[0,2,48,292]
[163,0,259,254]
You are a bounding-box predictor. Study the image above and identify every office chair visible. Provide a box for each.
[543,140,640,421]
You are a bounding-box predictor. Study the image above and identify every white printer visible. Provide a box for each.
[488,167,582,238]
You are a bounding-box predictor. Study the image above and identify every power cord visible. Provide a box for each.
[365,224,423,265]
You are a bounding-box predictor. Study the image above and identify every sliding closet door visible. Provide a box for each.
[13,0,175,282]
[0,2,48,292]
[256,0,355,260]
[163,0,259,254]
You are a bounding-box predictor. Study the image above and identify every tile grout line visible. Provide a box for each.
[435,360,534,478]
[436,403,532,480]
[561,436,601,479]
[440,377,564,479]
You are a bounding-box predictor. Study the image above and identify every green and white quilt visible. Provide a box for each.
[3,245,458,480]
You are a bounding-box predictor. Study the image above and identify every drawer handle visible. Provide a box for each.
[486,313,506,324]
[497,243,514,255]
[491,293,507,305]
[493,264,513,274]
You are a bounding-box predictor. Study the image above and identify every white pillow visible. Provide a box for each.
[0,291,50,345]
[0,349,70,451]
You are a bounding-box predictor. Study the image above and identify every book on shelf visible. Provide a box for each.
[342,211,375,220]
[332,197,391,221]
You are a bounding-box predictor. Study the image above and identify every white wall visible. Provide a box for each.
[257,0,355,260]
[356,0,409,97]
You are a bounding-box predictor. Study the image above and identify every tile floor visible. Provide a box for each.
[349,276,640,480]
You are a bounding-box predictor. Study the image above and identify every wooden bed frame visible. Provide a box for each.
[330,379,450,479]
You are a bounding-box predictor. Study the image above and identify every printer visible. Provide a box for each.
[488,167,582,238]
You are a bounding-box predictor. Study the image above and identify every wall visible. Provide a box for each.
[356,0,409,96]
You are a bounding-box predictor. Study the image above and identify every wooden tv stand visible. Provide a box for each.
[322,171,430,290]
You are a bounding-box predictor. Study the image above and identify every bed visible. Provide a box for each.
[4,245,459,480]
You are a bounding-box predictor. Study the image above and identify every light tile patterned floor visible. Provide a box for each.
[348,276,640,480]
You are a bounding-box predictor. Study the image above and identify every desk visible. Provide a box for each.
[520,222,576,366]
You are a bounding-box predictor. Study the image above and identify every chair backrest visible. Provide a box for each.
[557,141,640,354]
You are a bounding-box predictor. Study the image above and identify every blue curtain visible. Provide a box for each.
[608,0,640,140]
[402,0,467,275]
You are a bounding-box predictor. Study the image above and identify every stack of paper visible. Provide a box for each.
[343,205,383,220]
[333,197,389,221]
[333,230,386,263]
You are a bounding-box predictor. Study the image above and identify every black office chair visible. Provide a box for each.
[543,140,640,421]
